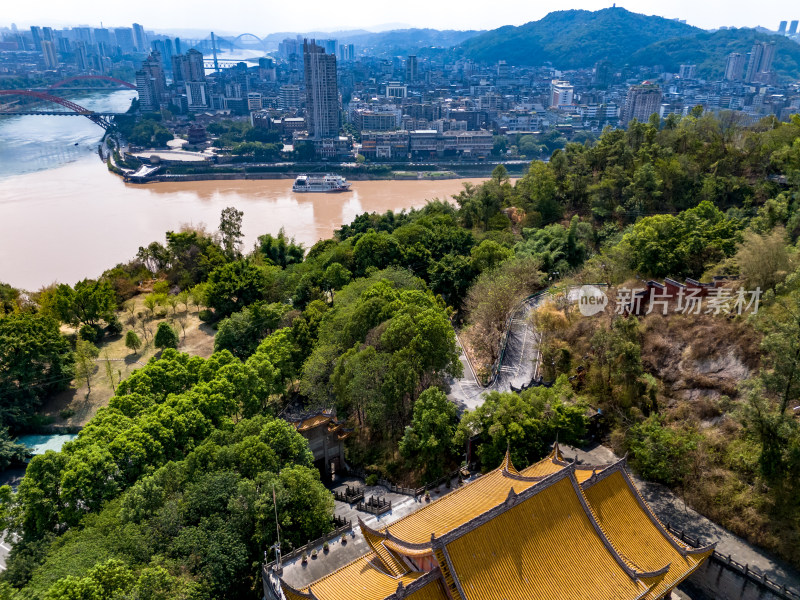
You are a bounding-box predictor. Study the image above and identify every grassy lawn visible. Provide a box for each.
[40,294,216,428]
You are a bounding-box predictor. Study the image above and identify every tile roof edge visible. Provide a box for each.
[433,464,574,548]
[384,568,445,600]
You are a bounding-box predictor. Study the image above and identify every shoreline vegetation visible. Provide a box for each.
[2,111,800,598]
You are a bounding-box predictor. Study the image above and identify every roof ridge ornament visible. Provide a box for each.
[506,486,517,505]
[501,447,518,474]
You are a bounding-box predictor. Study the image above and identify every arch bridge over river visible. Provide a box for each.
[0,77,136,129]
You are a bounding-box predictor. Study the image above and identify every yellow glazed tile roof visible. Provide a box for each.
[362,524,410,577]
[298,551,425,600]
[383,453,563,545]
[583,469,714,599]
[278,448,714,600]
[294,414,332,431]
[403,577,450,600]
[445,475,650,600]
[519,454,565,478]
[280,582,313,600]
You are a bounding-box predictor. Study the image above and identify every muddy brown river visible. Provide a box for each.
[0,155,484,289]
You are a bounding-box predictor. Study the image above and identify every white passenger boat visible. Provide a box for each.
[292,174,351,193]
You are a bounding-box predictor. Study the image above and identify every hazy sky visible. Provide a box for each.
[2,0,795,34]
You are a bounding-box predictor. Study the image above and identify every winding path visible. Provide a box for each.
[447,293,547,412]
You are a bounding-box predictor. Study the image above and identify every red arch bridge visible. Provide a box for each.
[0,90,125,130]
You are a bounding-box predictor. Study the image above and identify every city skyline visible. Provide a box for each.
[2,0,798,35]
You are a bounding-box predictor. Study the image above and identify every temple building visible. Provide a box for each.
[272,445,714,600]
[287,410,350,483]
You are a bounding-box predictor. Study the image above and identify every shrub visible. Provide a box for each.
[154,322,179,350]
[105,315,123,337]
[79,323,104,343]
[198,309,214,322]
[626,415,699,486]
[365,474,378,487]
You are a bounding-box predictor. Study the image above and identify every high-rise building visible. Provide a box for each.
[338,43,355,62]
[93,28,111,46]
[405,55,418,83]
[171,54,187,84]
[678,64,697,79]
[73,41,89,71]
[724,53,746,81]
[136,70,158,112]
[790,20,799,35]
[151,41,169,68]
[30,26,42,51]
[185,81,209,110]
[593,60,612,87]
[279,84,302,110]
[497,60,510,78]
[621,83,662,125]
[114,28,135,52]
[172,49,206,85]
[132,23,147,52]
[303,39,340,139]
[41,40,58,69]
[549,80,574,108]
[41,27,54,43]
[74,27,93,43]
[745,41,776,84]
[258,57,276,82]
[779,21,788,34]
[186,49,205,81]
[136,52,167,111]
[317,39,336,55]
[247,92,263,111]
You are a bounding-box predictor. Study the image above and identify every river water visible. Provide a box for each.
[0,91,482,290]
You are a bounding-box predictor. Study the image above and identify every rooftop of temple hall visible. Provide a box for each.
[263,444,716,600]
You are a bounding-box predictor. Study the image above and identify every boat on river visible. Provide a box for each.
[292,174,351,193]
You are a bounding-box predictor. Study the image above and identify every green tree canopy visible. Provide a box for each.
[455,376,587,470]
[0,313,74,426]
[399,387,459,481]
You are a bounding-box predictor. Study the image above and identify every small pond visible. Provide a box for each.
[17,433,78,455]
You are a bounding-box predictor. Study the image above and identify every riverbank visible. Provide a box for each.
[0,155,491,290]
[109,149,530,184]
[124,169,468,184]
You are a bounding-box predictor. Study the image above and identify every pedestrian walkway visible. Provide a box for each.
[447,293,545,412]
[281,475,464,589]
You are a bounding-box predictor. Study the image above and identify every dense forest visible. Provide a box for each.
[457,8,800,79]
[1,109,800,597]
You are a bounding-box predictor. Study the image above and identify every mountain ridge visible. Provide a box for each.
[454,7,800,79]
[456,8,699,68]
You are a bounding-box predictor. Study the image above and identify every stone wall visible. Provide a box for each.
[681,555,800,600]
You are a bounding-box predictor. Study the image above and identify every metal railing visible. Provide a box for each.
[665,523,800,600]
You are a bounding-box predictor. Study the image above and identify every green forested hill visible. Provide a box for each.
[457,7,698,67]
[630,28,800,80]
[456,7,800,80]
